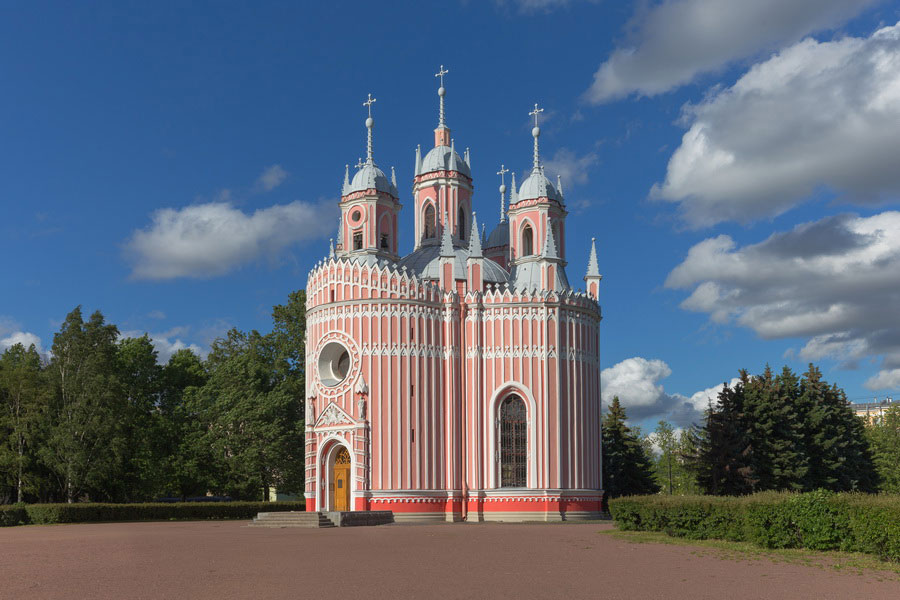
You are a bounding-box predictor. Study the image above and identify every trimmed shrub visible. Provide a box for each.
[609,492,900,562]
[0,505,28,526]
[1,501,305,526]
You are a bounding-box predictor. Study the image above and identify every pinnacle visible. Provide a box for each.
[468,212,483,258]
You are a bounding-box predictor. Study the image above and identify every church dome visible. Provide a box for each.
[515,168,561,203]
[347,163,396,196]
[420,145,471,178]
[398,244,509,284]
[485,222,509,248]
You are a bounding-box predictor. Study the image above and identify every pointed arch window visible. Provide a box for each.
[424,204,436,240]
[521,224,534,257]
[500,395,527,487]
[458,205,466,241]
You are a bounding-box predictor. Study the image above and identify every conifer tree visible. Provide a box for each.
[601,397,659,497]
[866,404,900,493]
[692,377,756,495]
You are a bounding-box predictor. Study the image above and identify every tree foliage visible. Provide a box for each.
[686,364,878,495]
[602,397,659,498]
[0,292,309,504]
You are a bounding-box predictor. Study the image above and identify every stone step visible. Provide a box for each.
[250,511,334,528]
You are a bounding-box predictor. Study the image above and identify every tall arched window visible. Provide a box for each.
[500,395,527,487]
[521,224,534,257]
[424,204,436,239]
[458,205,466,241]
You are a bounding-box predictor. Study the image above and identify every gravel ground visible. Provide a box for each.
[2,520,899,599]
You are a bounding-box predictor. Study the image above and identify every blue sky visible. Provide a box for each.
[3,0,900,429]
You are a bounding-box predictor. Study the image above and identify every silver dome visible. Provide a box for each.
[420,145,471,178]
[515,168,561,203]
[347,163,397,196]
[398,244,509,283]
[485,222,509,248]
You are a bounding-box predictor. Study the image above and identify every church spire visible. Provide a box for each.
[586,237,600,277]
[543,220,559,260]
[363,93,377,164]
[440,210,454,257]
[468,212,483,258]
[529,103,544,171]
[435,65,449,128]
[497,164,509,223]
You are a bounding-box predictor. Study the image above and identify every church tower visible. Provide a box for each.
[508,104,570,291]
[337,94,401,261]
[412,66,473,250]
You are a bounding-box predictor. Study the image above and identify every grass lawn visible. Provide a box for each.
[601,528,900,582]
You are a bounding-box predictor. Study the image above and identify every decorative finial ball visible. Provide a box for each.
[499,184,507,194]
[366,117,374,128]
[532,126,541,138]
[438,86,446,97]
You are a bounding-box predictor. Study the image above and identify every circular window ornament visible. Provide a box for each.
[348,207,365,226]
[318,342,351,387]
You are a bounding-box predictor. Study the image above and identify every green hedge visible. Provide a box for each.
[609,491,900,562]
[1,501,305,526]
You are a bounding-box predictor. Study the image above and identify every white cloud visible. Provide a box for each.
[147,310,166,320]
[585,0,877,103]
[496,0,598,14]
[0,331,48,360]
[653,22,900,227]
[121,328,206,364]
[866,368,900,390]
[601,356,732,426]
[125,200,334,280]
[541,148,599,187]
[666,211,900,390]
[255,164,288,192]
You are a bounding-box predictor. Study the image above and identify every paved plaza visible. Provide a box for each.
[2,520,899,599]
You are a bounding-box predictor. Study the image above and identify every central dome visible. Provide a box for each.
[398,244,509,284]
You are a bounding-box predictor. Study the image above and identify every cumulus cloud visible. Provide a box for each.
[585,0,877,103]
[653,22,900,227]
[541,148,599,187]
[601,356,734,426]
[125,200,334,280]
[121,328,206,364]
[0,331,48,360]
[666,211,900,390]
[255,164,288,192]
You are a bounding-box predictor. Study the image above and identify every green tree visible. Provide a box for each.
[650,420,678,495]
[159,348,210,498]
[866,404,900,493]
[691,377,756,495]
[0,343,47,503]
[43,307,122,502]
[745,366,808,491]
[192,329,305,500]
[800,365,877,492]
[602,397,659,498]
[112,335,163,501]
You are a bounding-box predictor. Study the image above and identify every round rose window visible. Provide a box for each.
[318,342,351,387]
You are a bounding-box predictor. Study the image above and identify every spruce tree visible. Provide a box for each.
[693,378,756,495]
[601,397,659,497]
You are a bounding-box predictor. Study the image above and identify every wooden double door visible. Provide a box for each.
[332,447,351,511]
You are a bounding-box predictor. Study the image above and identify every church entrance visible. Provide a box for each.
[332,447,351,511]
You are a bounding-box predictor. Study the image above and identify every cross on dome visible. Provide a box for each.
[362,93,377,163]
[497,164,509,222]
[435,65,449,127]
[529,103,544,170]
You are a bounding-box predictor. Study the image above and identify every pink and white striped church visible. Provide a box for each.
[304,68,604,522]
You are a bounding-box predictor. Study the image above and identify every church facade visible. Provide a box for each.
[304,70,604,521]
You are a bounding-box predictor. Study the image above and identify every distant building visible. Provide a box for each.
[303,69,604,522]
[853,398,895,424]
